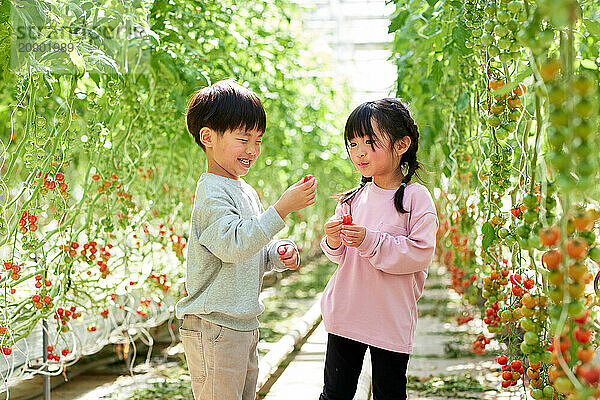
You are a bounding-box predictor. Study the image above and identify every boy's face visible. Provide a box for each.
[203,128,263,179]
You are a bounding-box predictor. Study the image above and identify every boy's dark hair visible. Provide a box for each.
[186,79,266,150]
[339,98,423,214]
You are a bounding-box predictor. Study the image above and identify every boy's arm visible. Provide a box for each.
[196,190,286,264]
[266,239,300,272]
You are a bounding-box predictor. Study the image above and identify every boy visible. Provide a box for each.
[175,79,317,400]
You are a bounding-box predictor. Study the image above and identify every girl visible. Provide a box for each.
[319,98,438,400]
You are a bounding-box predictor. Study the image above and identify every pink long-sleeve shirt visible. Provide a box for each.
[320,181,438,354]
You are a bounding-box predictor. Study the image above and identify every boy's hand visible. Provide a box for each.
[324,215,343,249]
[274,177,318,219]
[340,224,366,248]
[277,244,299,270]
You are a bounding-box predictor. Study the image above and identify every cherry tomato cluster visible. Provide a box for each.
[36,171,69,198]
[93,172,120,194]
[18,211,38,235]
[472,333,491,354]
[148,273,171,292]
[31,293,53,310]
[4,261,22,281]
[46,345,70,362]
[61,240,114,279]
[497,357,525,388]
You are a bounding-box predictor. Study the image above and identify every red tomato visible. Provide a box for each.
[342,215,353,225]
[302,174,314,183]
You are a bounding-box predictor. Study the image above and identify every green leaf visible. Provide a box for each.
[581,59,598,70]
[389,9,410,33]
[69,48,85,75]
[431,60,443,84]
[451,24,471,55]
[481,222,496,251]
[583,18,600,38]
[456,91,469,112]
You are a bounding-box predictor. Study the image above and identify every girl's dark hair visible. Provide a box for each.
[185,79,266,151]
[339,98,423,214]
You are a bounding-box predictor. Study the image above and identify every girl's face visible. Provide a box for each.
[347,122,409,187]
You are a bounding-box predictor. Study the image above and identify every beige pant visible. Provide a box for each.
[180,315,259,400]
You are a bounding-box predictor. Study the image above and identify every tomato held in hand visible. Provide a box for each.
[342,215,353,225]
[302,174,314,183]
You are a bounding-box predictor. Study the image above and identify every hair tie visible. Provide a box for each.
[400,182,407,188]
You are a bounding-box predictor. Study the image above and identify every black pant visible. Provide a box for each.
[319,333,409,400]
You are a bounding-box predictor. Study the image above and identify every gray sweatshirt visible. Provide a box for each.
[175,172,299,331]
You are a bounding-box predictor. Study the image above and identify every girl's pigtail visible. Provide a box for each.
[340,176,372,205]
[394,151,420,213]
[393,103,421,214]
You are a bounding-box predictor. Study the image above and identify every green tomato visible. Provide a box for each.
[523,209,538,224]
[516,223,530,238]
[520,341,533,354]
[484,20,496,33]
[508,109,521,121]
[530,388,543,400]
[568,299,584,316]
[580,230,596,246]
[496,125,509,140]
[488,45,500,57]
[546,151,569,170]
[481,33,494,47]
[542,385,555,399]
[573,139,593,157]
[588,246,600,262]
[574,119,593,139]
[505,121,517,133]
[498,37,512,51]
[541,351,552,365]
[507,19,519,32]
[488,115,501,127]
[496,10,510,23]
[484,4,497,16]
[523,193,538,209]
[520,317,536,331]
[528,235,541,250]
[545,196,557,210]
[504,235,516,246]
[553,377,573,396]
[507,1,523,14]
[498,227,510,238]
[524,331,538,345]
[528,352,541,365]
[494,24,509,37]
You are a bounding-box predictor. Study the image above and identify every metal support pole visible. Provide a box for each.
[42,319,51,400]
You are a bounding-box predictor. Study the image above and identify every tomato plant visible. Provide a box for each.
[390,0,600,397]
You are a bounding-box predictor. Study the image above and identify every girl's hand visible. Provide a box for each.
[324,215,343,249]
[340,224,366,248]
[277,244,299,270]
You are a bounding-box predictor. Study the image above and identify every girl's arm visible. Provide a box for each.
[356,212,438,275]
[320,201,349,264]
